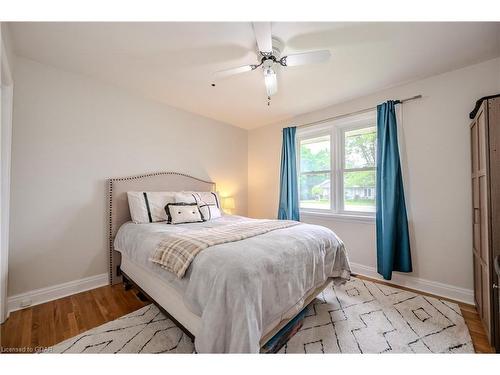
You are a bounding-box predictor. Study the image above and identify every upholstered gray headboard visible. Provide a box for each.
[108,172,215,284]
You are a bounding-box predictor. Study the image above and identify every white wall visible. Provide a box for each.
[9,57,248,296]
[248,58,500,301]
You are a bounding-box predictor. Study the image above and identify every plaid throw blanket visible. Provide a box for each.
[150,219,301,278]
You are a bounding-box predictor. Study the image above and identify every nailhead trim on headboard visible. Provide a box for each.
[107,172,216,284]
[108,179,115,284]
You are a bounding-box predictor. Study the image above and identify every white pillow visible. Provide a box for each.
[173,191,197,204]
[198,205,222,221]
[127,191,176,224]
[174,191,222,221]
[165,203,203,224]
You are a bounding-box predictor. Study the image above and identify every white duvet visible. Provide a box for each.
[114,215,351,353]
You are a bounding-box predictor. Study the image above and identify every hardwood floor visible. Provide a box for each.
[0,284,148,353]
[0,277,495,353]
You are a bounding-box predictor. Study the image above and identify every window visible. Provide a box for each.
[299,135,331,210]
[342,125,376,213]
[297,111,377,217]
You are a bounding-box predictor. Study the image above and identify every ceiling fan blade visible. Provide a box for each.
[282,50,331,67]
[252,22,273,54]
[213,65,256,80]
[264,69,278,97]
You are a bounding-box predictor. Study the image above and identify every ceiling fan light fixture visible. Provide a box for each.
[264,68,277,97]
[211,22,332,104]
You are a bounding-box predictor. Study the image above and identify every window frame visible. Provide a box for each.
[296,111,377,221]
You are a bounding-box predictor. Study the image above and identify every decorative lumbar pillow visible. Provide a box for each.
[174,191,222,221]
[127,191,176,224]
[165,203,204,224]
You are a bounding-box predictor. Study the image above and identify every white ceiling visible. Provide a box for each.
[9,22,500,129]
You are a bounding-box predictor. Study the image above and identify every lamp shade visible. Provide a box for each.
[264,68,277,97]
[222,197,235,210]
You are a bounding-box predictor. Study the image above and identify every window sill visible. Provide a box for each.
[300,211,375,224]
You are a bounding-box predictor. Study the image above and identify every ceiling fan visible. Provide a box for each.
[212,22,332,105]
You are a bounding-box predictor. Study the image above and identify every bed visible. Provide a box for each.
[108,171,351,353]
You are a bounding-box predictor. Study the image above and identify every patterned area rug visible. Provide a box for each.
[49,278,474,353]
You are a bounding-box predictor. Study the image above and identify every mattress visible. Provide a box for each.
[120,255,202,336]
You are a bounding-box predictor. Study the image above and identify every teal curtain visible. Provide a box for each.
[376,101,412,280]
[278,127,300,221]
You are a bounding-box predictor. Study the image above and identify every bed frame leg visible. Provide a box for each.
[136,291,149,302]
[123,275,132,291]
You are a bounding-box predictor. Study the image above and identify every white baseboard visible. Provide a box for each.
[7,273,108,314]
[350,262,474,305]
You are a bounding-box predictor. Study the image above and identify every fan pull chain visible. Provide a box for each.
[267,96,271,106]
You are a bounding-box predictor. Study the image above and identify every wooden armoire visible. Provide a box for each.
[470,96,500,351]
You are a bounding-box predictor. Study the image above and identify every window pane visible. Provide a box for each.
[299,135,330,172]
[300,172,331,209]
[344,126,376,169]
[343,170,376,212]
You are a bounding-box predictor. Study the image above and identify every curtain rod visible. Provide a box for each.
[293,95,422,130]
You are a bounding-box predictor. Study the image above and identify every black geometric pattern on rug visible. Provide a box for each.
[279,279,473,353]
[49,305,194,354]
[49,278,474,354]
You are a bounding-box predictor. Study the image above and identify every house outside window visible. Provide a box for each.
[297,111,377,218]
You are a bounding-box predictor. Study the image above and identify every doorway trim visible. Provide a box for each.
[1,34,13,324]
